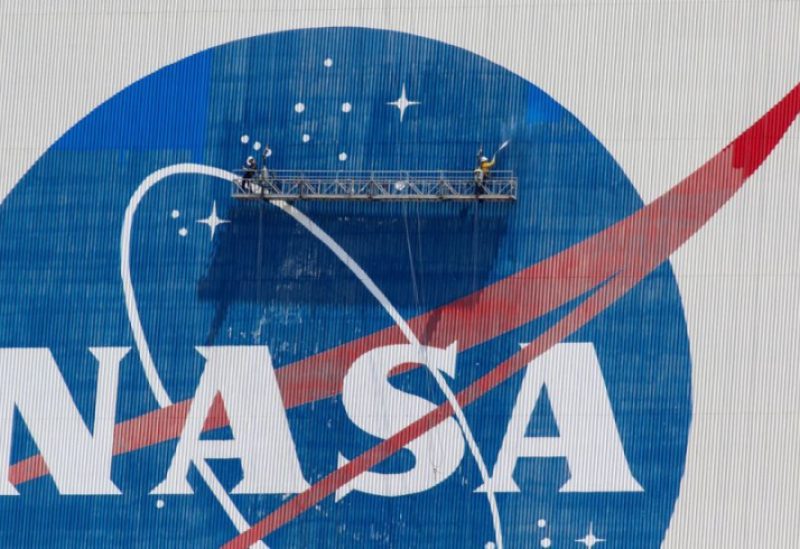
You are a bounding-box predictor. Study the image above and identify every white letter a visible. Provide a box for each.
[152,346,309,495]
[477,343,643,494]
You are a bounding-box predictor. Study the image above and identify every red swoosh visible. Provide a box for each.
[222,83,800,548]
[7,83,799,545]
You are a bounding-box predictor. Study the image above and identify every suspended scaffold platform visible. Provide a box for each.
[231,170,517,202]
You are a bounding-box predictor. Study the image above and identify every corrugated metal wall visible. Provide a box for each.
[0,2,798,547]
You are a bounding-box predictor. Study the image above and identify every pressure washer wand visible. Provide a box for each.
[492,140,510,162]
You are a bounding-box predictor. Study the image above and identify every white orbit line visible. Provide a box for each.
[121,164,267,549]
[271,201,506,549]
[121,163,502,549]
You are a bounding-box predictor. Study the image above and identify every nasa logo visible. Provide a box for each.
[0,28,797,548]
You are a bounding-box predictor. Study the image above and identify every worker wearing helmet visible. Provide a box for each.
[241,156,258,192]
[479,154,495,179]
[474,148,496,195]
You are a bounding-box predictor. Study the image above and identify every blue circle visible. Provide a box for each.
[0,28,690,547]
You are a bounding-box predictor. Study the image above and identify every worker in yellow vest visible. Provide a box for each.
[478,151,495,180]
[474,147,496,195]
[474,141,509,195]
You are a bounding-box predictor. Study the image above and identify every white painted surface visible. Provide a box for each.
[1,1,799,546]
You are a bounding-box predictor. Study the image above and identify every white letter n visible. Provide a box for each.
[0,347,128,495]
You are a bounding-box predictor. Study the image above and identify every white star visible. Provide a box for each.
[387,83,420,122]
[196,201,229,240]
[575,523,605,548]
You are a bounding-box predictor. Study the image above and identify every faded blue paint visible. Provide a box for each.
[0,28,690,548]
[54,51,211,162]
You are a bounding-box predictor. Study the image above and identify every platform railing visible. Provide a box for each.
[231,169,517,201]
